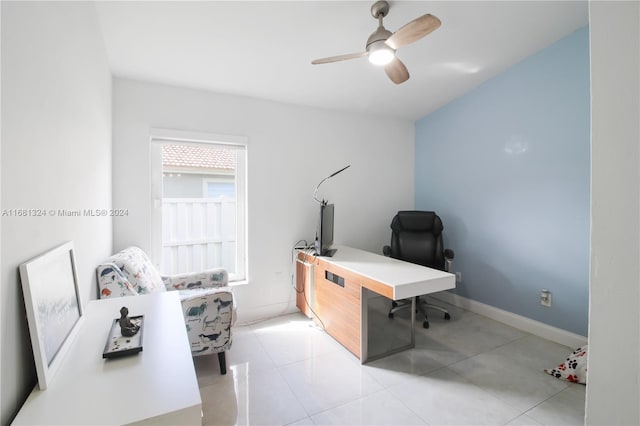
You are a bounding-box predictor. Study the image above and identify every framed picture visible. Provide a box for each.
[19,241,84,390]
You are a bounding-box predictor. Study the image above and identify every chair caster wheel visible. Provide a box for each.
[423,321,429,329]
[444,313,451,320]
[388,313,394,319]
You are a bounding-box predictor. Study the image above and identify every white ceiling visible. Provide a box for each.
[95,1,588,121]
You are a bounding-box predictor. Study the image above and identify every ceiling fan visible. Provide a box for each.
[311,1,441,85]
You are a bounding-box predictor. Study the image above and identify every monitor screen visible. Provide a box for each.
[315,203,336,256]
[321,203,334,248]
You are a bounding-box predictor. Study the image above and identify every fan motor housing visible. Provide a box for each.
[366,27,392,48]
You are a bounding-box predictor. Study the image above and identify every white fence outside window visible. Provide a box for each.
[162,197,236,275]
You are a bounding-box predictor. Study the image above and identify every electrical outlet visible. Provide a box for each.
[541,289,552,307]
[455,272,462,284]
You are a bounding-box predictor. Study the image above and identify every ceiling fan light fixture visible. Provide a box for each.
[310,0,441,84]
[368,41,395,66]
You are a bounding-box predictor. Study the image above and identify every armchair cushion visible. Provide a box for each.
[162,269,229,291]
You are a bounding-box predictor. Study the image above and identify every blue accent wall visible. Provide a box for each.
[415,27,590,336]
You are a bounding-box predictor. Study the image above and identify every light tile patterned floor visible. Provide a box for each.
[193,297,585,426]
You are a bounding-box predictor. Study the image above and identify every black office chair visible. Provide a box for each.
[384,211,454,328]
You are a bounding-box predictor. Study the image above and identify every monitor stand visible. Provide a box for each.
[322,248,337,257]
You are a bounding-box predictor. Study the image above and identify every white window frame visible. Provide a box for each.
[149,128,248,283]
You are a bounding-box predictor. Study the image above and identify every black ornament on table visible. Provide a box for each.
[118,306,140,337]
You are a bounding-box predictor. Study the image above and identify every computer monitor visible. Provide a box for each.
[314,203,336,257]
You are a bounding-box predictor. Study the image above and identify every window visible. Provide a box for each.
[203,179,235,198]
[150,129,247,282]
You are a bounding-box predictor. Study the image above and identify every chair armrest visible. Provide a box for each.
[444,249,455,272]
[178,286,234,311]
[180,288,235,353]
[162,268,229,291]
[383,245,391,257]
[96,262,137,298]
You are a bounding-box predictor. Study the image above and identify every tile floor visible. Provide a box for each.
[193,297,585,426]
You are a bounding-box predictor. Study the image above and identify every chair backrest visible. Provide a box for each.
[388,211,445,270]
[97,247,166,298]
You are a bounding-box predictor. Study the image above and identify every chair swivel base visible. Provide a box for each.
[388,297,450,328]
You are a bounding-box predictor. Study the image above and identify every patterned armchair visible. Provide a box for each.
[96,246,235,374]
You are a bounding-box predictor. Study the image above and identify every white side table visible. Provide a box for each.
[12,292,202,425]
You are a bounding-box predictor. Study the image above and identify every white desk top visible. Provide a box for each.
[12,292,202,426]
[321,245,455,300]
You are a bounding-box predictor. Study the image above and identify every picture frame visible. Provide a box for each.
[19,241,84,390]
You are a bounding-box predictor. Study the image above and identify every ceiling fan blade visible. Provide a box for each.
[311,51,368,65]
[385,14,441,50]
[384,57,409,84]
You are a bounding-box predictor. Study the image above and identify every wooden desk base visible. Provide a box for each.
[313,260,362,357]
[296,247,454,362]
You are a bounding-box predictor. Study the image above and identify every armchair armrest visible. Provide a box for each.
[444,249,455,272]
[96,262,137,298]
[180,288,235,355]
[162,268,229,292]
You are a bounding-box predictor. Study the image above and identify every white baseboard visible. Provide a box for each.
[235,301,299,326]
[431,292,588,349]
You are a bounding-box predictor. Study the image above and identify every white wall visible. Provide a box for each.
[0,1,3,412]
[587,1,640,424]
[112,78,414,323]
[0,2,112,424]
